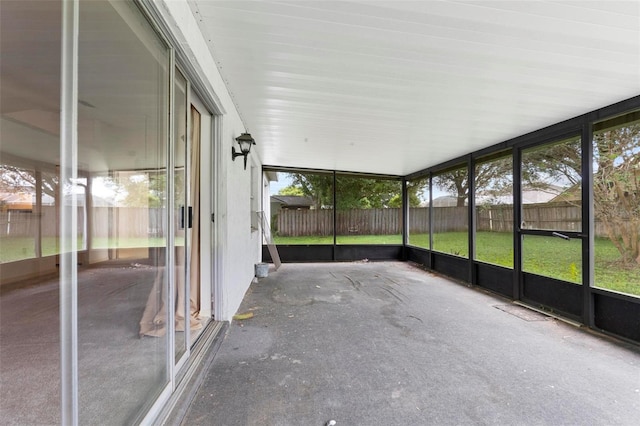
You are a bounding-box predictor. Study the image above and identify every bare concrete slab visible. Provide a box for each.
[182,262,640,426]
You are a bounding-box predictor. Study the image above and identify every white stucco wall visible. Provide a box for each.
[155,0,262,321]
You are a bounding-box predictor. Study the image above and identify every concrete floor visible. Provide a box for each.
[182,261,640,426]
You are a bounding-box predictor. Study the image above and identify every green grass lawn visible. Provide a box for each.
[274,231,639,297]
[272,234,403,245]
[3,232,637,297]
[0,237,74,262]
[0,236,168,263]
[414,232,639,296]
[272,235,334,245]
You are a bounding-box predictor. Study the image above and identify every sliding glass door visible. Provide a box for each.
[76,1,171,423]
[0,2,63,424]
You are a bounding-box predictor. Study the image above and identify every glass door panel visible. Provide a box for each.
[77,1,170,423]
[522,234,582,284]
[191,93,214,330]
[186,104,205,344]
[0,3,62,422]
[520,135,582,283]
[519,135,583,317]
[174,69,188,364]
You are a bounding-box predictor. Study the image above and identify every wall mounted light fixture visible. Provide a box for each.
[231,132,256,170]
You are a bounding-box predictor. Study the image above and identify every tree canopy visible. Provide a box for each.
[278,173,419,209]
[593,122,640,265]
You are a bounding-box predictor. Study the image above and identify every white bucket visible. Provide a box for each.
[255,262,269,278]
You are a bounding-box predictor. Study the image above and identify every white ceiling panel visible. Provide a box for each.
[190,0,640,175]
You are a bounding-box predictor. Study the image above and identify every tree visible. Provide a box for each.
[432,132,639,266]
[521,139,581,204]
[433,158,513,207]
[335,176,402,209]
[121,175,154,207]
[433,167,468,207]
[0,165,59,200]
[522,134,640,266]
[286,173,334,209]
[593,123,640,265]
[284,173,408,210]
[278,185,304,197]
[388,191,421,208]
[110,170,169,208]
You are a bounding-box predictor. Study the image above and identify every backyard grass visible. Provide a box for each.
[272,234,403,245]
[0,237,168,263]
[272,235,334,245]
[274,231,639,297]
[3,232,637,297]
[411,231,639,295]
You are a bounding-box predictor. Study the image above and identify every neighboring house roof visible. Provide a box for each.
[522,185,563,204]
[0,192,33,211]
[549,184,581,203]
[475,185,564,205]
[271,195,314,208]
[0,192,32,205]
[430,196,464,207]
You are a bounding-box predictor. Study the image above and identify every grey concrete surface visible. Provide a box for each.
[183,262,640,426]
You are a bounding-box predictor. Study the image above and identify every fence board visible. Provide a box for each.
[1,207,163,239]
[0,203,614,240]
[275,203,611,237]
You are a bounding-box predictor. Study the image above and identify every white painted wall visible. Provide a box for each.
[155,0,263,321]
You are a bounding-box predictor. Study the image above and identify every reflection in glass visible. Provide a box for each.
[87,172,166,251]
[335,175,402,245]
[167,72,207,362]
[41,171,61,256]
[0,165,38,261]
[174,69,188,364]
[270,171,334,244]
[77,1,170,423]
[187,105,206,344]
[0,0,62,423]
[592,112,640,297]
[474,154,513,267]
[407,176,430,249]
[432,166,469,257]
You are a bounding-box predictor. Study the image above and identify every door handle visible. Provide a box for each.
[552,232,570,240]
[179,206,193,229]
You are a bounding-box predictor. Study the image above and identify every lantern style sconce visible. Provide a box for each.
[232,132,256,170]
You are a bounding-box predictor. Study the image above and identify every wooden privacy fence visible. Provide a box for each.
[276,208,404,236]
[1,203,613,239]
[276,209,333,237]
[0,208,63,238]
[336,208,402,236]
[0,207,163,239]
[91,207,163,238]
[475,202,583,233]
[276,203,612,237]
